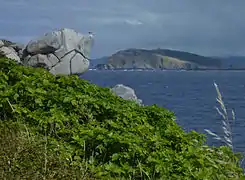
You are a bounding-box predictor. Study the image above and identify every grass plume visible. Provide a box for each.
[204,82,245,171]
[204,82,234,150]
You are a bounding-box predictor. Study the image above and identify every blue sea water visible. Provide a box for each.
[80,70,245,153]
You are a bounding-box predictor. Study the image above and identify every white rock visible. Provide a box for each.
[26,32,61,55]
[24,28,94,75]
[111,84,143,105]
[0,40,4,48]
[0,46,20,63]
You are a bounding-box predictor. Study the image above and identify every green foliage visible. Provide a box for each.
[0,57,244,179]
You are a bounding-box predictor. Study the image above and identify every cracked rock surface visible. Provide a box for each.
[23,28,94,75]
[0,40,21,63]
[1,28,94,75]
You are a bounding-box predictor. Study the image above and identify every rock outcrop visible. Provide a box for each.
[111,84,142,105]
[23,28,94,75]
[0,40,22,63]
[0,40,3,47]
[0,28,94,75]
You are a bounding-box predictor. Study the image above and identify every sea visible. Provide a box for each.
[80,70,245,154]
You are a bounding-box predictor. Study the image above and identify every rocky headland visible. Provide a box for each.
[94,48,223,70]
[92,49,245,70]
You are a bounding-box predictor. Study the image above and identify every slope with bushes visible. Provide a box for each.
[0,57,244,179]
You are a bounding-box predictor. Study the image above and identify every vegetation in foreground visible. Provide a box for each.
[0,57,244,179]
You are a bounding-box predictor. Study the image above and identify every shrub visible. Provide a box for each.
[0,57,244,179]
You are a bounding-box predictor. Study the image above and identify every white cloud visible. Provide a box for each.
[124,19,143,25]
[89,17,142,26]
[138,12,161,24]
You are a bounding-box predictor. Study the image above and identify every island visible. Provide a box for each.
[91,48,245,70]
[92,48,222,70]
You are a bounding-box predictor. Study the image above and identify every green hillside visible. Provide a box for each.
[0,57,244,179]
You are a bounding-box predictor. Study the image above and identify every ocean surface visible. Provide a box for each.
[80,70,245,153]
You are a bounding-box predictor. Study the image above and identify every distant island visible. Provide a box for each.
[90,48,245,70]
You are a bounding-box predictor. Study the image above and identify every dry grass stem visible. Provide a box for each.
[204,82,234,151]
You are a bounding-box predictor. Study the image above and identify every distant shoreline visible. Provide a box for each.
[89,68,245,71]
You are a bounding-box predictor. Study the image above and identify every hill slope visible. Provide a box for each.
[1,57,244,179]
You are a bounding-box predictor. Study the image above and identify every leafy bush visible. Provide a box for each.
[0,57,244,179]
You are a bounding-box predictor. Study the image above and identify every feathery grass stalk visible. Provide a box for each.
[43,128,48,180]
[7,99,15,113]
[204,82,234,151]
[137,159,151,180]
[205,82,245,171]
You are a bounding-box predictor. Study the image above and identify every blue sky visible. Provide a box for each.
[1,0,245,58]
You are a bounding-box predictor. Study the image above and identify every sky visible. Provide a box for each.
[0,0,245,58]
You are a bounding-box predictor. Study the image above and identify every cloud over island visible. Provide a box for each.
[0,0,245,58]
